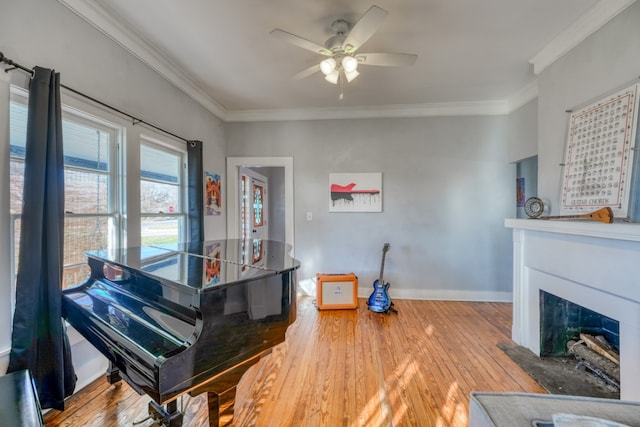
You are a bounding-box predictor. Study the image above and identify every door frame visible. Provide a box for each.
[226,157,294,254]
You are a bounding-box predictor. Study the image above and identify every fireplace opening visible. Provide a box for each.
[540,291,620,357]
[539,290,620,392]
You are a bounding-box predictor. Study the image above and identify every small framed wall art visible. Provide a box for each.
[329,172,382,212]
[205,172,222,216]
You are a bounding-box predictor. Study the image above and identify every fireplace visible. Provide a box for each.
[505,218,640,401]
[539,290,620,358]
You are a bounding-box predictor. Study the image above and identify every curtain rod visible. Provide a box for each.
[1,51,192,144]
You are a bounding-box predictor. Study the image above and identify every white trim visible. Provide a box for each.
[529,0,636,75]
[506,79,538,113]
[225,100,508,122]
[504,218,640,242]
[367,288,512,303]
[0,69,13,357]
[57,0,227,120]
[226,157,294,254]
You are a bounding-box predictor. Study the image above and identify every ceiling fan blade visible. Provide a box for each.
[293,64,321,80]
[343,5,389,53]
[356,52,418,66]
[270,29,332,56]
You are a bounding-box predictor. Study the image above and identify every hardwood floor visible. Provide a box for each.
[44,297,545,426]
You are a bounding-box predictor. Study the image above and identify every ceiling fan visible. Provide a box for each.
[270,5,417,98]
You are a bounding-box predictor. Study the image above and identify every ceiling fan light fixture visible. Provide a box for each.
[342,55,358,73]
[324,69,340,84]
[271,5,417,95]
[344,68,359,83]
[320,58,336,75]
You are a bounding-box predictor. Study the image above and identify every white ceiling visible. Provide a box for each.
[59,0,634,121]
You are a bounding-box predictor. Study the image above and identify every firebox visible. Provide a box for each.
[539,290,620,357]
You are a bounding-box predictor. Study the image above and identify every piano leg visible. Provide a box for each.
[192,350,272,427]
[207,388,236,427]
[106,361,122,384]
[149,400,184,427]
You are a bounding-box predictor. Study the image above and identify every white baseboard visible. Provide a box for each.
[358,288,513,303]
[302,277,512,303]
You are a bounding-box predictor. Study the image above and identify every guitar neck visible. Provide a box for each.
[540,215,581,220]
[539,207,613,224]
[378,244,390,283]
[378,253,386,282]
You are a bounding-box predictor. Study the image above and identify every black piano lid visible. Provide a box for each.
[85,239,300,294]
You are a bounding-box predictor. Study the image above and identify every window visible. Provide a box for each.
[8,87,189,295]
[62,115,121,286]
[140,139,186,246]
[9,88,122,289]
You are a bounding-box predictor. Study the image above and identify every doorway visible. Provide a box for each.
[240,167,269,242]
[226,157,294,254]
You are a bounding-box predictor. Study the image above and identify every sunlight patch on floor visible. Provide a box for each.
[391,355,420,425]
[424,324,434,336]
[437,382,468,427]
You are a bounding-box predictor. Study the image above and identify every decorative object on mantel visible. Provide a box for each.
[524,196,546,218]
[560,81,640,221]
[524,197,613,223]
[539,207,614,223]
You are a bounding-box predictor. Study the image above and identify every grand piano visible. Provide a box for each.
[62,239,299,426]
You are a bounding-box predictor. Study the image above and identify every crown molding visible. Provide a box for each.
[55,0,512,122]
[506,79,538,113]
[61,0,637,122]
[529,0,636,75]
[225,100,509,122]
[57,0,228,120]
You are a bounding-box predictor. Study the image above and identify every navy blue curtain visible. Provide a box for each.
[7,66,76,410]
[187,140,204,242]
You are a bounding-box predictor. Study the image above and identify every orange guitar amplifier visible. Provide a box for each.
[316,273,358,310]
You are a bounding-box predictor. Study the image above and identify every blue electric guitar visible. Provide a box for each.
[367,243,394,313]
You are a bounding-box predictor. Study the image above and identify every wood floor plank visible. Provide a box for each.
[44,298,546,427]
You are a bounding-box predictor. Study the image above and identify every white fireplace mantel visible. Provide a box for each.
[505,218,640,242]
[505,218,640,401]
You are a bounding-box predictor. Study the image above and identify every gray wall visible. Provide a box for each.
[538,1,640,214]
[227,116,516,301]
[508,98,538,163]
